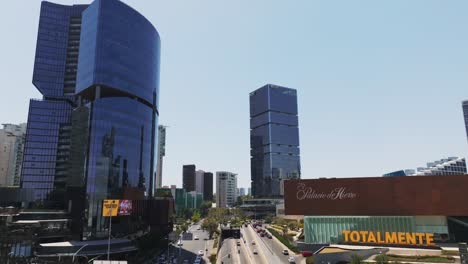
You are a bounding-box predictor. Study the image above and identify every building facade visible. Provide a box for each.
[384,157,467,177]
[216,171,237,208]
[250,84,301,198]
[21,0,161,240]
[203,172,213,201]
[183,165,196,192]
[155,125,166,189]
[284,176,468,245]
[195,170,205,194]
[0,124,26,186]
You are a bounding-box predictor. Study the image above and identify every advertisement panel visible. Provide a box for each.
[284,174,468,216]
[118,200,132,215]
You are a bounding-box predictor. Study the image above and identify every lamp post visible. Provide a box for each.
[72,244,88,263]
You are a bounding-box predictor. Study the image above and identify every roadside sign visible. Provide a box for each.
[102,199,119,217]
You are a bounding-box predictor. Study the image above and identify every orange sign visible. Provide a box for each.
[342,230,435,246]
[102,199,119,217]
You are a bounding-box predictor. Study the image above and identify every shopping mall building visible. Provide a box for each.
[284,175,468,247]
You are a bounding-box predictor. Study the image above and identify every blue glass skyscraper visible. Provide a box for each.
[250,84,301,198]
[22,0,160,239]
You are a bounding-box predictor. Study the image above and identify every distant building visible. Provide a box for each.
[248,188,251,196]
[0,123,26,186]
[216,171,237,208]
[155,186,204,215]
[155,125,167,189]
[203,172,213,201]
[384,157,466,176]
[239,187,246,196]
[195,170,205,193]
[183,165,196,192]
[250,84,301,198]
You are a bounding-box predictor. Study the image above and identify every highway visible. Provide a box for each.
[161,223,211,264]
[216,238,249,264]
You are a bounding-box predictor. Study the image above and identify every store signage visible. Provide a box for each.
[118,200,132,215]
[342,230,435,246]
[296,183,357,201]
[102,199,119,217]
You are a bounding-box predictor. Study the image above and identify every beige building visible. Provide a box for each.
[0,123,26,186]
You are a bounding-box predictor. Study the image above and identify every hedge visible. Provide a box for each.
[267,228,299,253]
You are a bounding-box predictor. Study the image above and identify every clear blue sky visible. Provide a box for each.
[1,0,468,189]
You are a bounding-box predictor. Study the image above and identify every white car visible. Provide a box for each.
[177,240,183,246]
[198,250,204,256]
[194,235,199,240]
[253,249,258,255]
[282,249,289,255]
[288,256,296,263]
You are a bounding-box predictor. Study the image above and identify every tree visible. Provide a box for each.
[288,221,298,231]
[200,201,212,217]
[192,210,201,223]
[350,254,364,264]
[180,223,189,233]
[202,218,219,239]
[375,254,389,264]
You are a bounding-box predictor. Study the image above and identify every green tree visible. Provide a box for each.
[199,201,212,217]
[375,254,389,264]
[192,210,201,223]
[350,254,364,264]
[288,221,298,231]
[180,223,189,233]
[202,218,219,239]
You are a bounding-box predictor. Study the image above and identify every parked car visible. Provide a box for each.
[288,256,296,263]
[283,249,289,255]
[260,233,265,237]
[267,234,272,239]
[301,251,313,257]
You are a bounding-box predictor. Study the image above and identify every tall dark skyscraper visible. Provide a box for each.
[21,0,160,239]
[250,84,301,198]
[203,172,213,201]
[183,164,196,192]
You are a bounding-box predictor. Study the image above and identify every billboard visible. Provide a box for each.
[284,175,468,216]
[119,200,132,215]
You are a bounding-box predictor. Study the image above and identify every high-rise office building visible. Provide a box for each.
[249,84,301,198]
[155,125,167,188]
[239,187,246,196]
[0,123,26,186]
[21,0,161,239]
[183,165,196,192]
[463,100,468,141]
[216,171,237,208]
[248,187,251,196]
[203,172,213,201]
[195,170,205,193]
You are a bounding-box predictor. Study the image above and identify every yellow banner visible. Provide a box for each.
[102,199,119,217]
[342,230,435,246]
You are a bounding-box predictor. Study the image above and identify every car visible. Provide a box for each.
[197,227,201,230]
[288,256,296,263]
[194,235,199,240]
[237,241,241,246]
[283,249,289,255]
[260,233,265,237]
[198,250,204,256]
[177,240,183,246]
[253,249,258,254]
[251,241,256,245]
[267,234,272,239]
[301,251,313,257]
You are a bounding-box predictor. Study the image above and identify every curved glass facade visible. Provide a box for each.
[76,0,161,106]
[23,0,161,239]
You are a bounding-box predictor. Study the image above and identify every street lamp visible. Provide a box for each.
[72,244,88,263]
